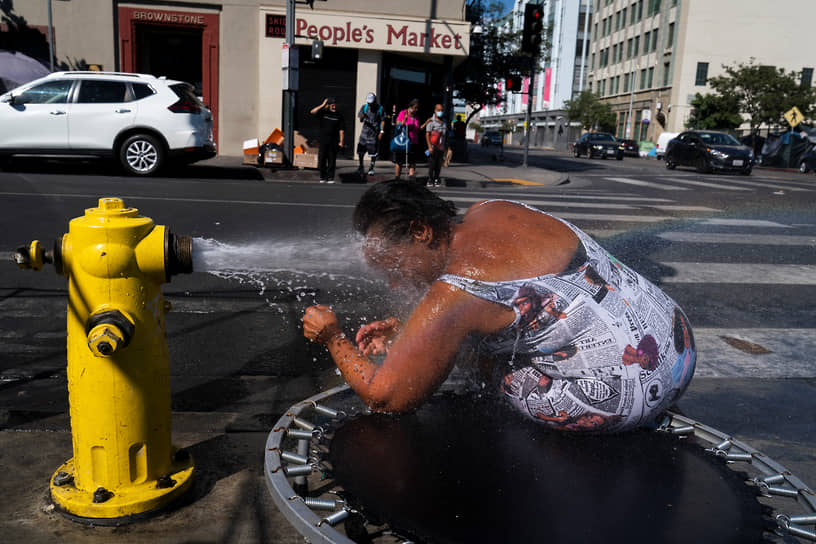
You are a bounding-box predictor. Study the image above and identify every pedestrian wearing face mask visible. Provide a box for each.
[425,103,447,187]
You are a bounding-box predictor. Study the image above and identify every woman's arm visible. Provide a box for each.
[304,282,508,412]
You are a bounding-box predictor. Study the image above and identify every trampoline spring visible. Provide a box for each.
[311,402,341,418]
[669,425,695,435]
[784,524,816,541]
[766,486,800,498]
[778,514,816,526]
[284,464,315,477]
[281,450,309,465]
[303,497,342,510]
[762,474,787,485]
[317,508,350,527]
[714,439,732,451]
[287,428,316,440]
[725,452,753,463]
[292,417,317,431]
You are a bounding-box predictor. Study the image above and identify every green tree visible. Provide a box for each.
[686,93,743,131]
[455,1,550,126]
[564,90,616,132]
[708,59,816,133]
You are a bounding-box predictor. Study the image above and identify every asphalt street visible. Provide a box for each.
[1,149,814,543]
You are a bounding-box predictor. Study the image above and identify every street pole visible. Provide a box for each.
[47,0,55,72]
[283,0,296,166]
[625,59,636,138]
[523,57,536,168]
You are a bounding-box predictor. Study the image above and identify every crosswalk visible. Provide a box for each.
[437,183,816,381]
[601,173,815,193]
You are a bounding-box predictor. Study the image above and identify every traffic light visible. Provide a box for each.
[522,3,544,55]
[311,40,324,60]
[506,76,522,93]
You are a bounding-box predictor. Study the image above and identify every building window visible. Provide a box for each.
[695,62,709,85]
[627,39,633,58]
[802,67,814,87]
[672,0,678,5]
[623,72,630,93]
[640,68,647,89]
[600,79,606,96]
[634,36,640,56]
[622,8,627,26]
[667,23,675,47]
[663,62,671,85]
[648,0,662,15]
[617,112,626,138]
[647,67,654,87]
[651,29,659,51]
[643,31,650,53]
[637,0,644,20]
[593,23,598,40]
[612,44,618,64]
[615,11,621,30]
[591,53,596,70]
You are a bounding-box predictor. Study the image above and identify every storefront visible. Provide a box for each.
[2,1,469,155]
[259,8,470,158]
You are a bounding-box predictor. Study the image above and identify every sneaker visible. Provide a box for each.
[319,179,327,183]
[326,179,336,184]
[426,181,433,188]
[367,168,375,176]
[356,167,364,177]
[434,179,442,187]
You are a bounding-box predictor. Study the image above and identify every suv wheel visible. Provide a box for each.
[800,161,809,174]
[665,155,676,169]
[573,146,581,158]
[120,134,164,176]
[695,156,709,174]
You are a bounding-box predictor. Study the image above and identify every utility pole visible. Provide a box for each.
[282,0,297,165]
[521,2,543,168]
[523,61,535,168]
[47,0,55,71]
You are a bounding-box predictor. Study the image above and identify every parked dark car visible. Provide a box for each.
[481,131,503,147]
[799,148,816,173]
[573,132,624,160]
[618,138,639,157]
[665,130,754,175]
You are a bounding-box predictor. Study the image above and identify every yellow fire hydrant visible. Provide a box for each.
[14,197,195,521]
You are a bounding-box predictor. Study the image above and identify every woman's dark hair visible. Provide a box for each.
[353,180,457,245]
[408,98,419,107]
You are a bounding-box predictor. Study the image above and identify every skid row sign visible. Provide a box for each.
[265,11,469,56]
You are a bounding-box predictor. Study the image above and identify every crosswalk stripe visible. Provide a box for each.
[604,177,689,190]
[455,207,673,223]
[658,232,816,246]
[446,196,636,210]
[663,177,751,191]
[697,176,810,192]
[692,328,816,378]
[657,262,816,284]
[439,191,674,202]
[699,218,792,228]
[650,205,721,212]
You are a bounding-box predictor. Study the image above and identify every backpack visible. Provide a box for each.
[390,123,411,152]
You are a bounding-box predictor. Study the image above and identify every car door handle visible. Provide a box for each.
[50,110,66,115]
[115,108,131,114]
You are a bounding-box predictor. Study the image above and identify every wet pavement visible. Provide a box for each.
[1,150,814,542]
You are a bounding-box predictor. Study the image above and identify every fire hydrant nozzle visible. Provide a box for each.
[17,197,195,522]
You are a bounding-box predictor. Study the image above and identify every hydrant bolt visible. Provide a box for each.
[53,471,74,487]
[92,488,114,504]
[156,475,176,489]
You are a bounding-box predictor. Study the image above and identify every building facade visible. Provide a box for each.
[588,0,815,143]
[1,0,469,155]
[480,0,592,149]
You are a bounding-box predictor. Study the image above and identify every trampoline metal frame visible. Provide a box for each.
[265,384,816,543]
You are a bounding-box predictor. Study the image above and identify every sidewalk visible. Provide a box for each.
[205,144,569,188]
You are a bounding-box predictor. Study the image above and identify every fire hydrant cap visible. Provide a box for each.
[88,197,138,218]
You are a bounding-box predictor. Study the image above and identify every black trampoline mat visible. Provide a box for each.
[327,394,769,544]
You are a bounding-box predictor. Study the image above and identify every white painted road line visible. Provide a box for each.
[692,328,816,378]
[699,218,792,228]
[0,192,357,208]
[604,177,690,190]
[657,262,816,284]
[658,232,816,246]
[439,191,674,202]
[664,177,752,191]
[446,196,636,210]
[698,176,810,192]
[650,205,721,212]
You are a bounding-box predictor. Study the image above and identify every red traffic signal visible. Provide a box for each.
[522,3,544,55]
[506,76,522,92]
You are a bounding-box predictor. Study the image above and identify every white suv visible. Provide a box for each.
[0,71,216,176]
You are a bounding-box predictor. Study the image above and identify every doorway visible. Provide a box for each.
[134,25,202,95]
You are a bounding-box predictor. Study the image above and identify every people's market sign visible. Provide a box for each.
[264,11,470,56]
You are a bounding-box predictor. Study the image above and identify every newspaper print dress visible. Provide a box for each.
[438,211,696,432]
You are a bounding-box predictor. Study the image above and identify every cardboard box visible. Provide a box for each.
[242,138,259,165]
[292,152,319,169]
[264,149,284,165]
[263,129,284,147]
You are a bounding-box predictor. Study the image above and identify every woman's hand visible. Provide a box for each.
[355,317,401,356]
[303,305,343,345]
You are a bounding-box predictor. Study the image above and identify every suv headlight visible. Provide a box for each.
[708,148,728,159]
[593,145,603,150]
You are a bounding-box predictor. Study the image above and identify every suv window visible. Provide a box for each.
[77,81,128,103]
[170,83,204,107]
[16,80,72,104]
[132,83,155,100]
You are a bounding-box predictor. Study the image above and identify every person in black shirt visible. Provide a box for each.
[310,96,345,183]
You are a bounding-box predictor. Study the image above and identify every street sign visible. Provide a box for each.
[784,106,804,128]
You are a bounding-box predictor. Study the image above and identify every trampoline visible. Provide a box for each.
[265,385,816,543]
